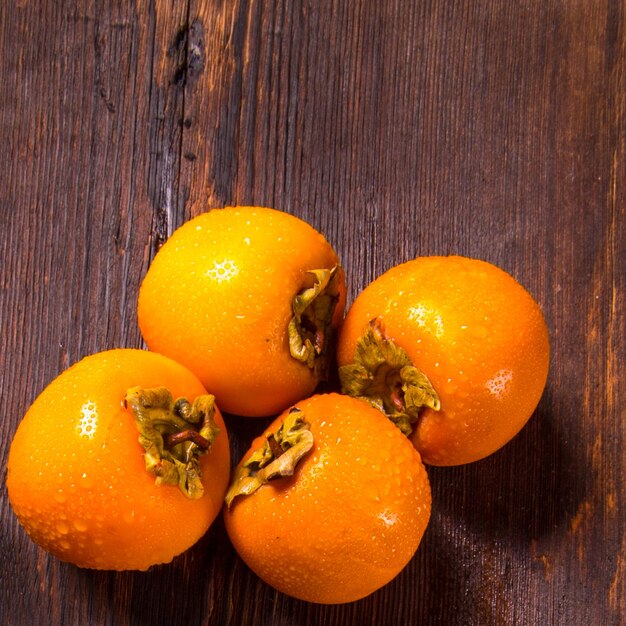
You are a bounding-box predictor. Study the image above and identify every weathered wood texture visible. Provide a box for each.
[1,1,624,624]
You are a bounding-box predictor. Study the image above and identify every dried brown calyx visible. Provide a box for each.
[124,386,221,499]
[338,319,440,436]
[288,266,341,380]
[224,408,313,508]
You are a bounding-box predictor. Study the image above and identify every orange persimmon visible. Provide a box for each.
[224,393,431,604]
[6,349,230,570]
[338,255,550,466]
[138,207,346,417]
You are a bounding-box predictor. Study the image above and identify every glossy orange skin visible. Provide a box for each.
[6,349,230,571]
[337,256,550,466]
[224,393,431,604]
[138,207,346,417]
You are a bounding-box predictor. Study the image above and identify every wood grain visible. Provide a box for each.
[1,1,624,624]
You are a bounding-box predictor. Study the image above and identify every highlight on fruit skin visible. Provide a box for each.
[137,206,346,418]
[223,393,432,604]
[6,349,231,571]
[337,255,550,466]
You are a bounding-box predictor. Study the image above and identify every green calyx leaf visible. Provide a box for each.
[338,320,440,436]
[288,266,341,378]
[124,386,221,499]
[225,408,313,509]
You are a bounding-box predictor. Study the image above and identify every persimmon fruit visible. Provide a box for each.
[338,255,550,466]
[6,349,230,570]
[223,393,431,604]
[137,206,346,417]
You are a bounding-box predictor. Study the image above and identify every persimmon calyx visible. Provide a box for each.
[288,266,341,378]
[338,319,441,436]
[225,408,313,509]
[124,386,220,500]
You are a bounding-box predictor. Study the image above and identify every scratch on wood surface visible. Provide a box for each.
[202,4,236,93]
[591,432,603,466]
[590,432,618,517]
[609,535,625,613]
[93,26,116,113]
[605,491,616,513]
[163,152,174,236]
[606,147,618,419]
[530,539,552,580]
[569,500,593,535]
[537,554,551,577]
[589,432,609,500]
[569,500,594,563]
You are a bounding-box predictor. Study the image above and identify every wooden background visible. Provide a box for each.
[1,1,624,624]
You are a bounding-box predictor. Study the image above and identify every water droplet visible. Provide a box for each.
[73,519,88,532]
[56,520,70,535]
[54,490,67,504]
[442,379,457,395]
[79,473,94,489]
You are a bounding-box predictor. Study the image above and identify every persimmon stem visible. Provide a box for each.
[390,385,405,412]
[338,319,441,436]
[124,387,221,499]
[288,266,341,379]
[266,434,284,459]
[165,430,210,451]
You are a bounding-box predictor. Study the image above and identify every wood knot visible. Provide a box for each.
[171,19,206,88]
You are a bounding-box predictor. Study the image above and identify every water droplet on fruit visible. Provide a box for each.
[73,519,88,532]
[54,490,67,504]
[79,473,94,489]
[56,520,70,535]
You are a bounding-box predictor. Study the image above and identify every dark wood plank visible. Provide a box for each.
[1,1,624,625]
